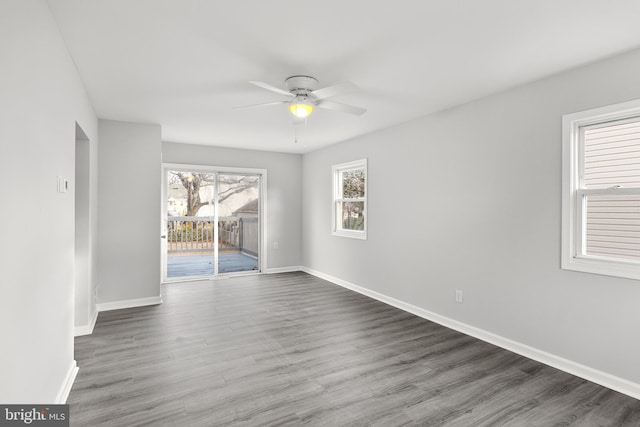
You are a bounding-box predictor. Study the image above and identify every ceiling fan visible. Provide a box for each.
[234,75,366,118]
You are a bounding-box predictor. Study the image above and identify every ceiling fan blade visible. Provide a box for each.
[249,81,294,97]
[233,100,288,110]
[311,81,359,100]
[317,100,367,116]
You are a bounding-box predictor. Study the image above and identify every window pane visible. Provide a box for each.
[584,117,640,189]
[338,201,365,231]
[585,194,640,262]
[341,169,365,198]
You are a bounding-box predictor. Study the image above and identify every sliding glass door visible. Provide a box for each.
[162,165,262,282]
[217,173,260,274]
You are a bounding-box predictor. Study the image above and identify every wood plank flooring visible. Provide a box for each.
[69,272,640,426]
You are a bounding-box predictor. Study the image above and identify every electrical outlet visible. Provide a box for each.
[455,290,463,304]
[273,242,279,249]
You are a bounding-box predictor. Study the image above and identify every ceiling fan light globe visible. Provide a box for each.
[289,102,314,118]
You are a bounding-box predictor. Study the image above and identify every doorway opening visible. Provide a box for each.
[74,123,94,334]
[161,164,265,282]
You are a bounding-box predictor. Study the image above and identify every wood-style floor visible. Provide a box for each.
[69,272,640,426]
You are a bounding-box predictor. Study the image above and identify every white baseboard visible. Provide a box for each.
[301,267,640,401]
[97,295,163,312]
[74,309,98,337]
[56,360,78,404]
[265,266,302,274]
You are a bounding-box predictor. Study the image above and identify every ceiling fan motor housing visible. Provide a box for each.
[285,75,319,96]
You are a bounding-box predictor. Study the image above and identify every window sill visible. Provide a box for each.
[562,255,640,281]
[332,230,367,240]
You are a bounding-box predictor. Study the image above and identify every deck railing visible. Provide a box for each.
[167,216,258,255]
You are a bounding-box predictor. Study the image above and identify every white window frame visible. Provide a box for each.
[562,99,640,281]
[332,159,367,240]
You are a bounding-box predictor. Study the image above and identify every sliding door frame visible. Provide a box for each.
[161,162,267,283]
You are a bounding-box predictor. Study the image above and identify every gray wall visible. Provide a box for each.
[0,0,98,402]
[98,120,161,303]
[162,142,303,270]
[302,48,640,385]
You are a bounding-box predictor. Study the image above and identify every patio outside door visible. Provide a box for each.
[162,166,262,281]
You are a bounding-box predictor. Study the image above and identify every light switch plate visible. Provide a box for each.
[57,176,68,193]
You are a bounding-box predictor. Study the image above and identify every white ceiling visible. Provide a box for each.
[47,0,640,153]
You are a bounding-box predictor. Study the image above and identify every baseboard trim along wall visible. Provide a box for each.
[96,295,163,312]
[301,267,640,401]
[265,266,303,274]
[74,309,98,337]
[56,360,78,404]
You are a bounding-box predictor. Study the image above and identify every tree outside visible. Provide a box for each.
[341,169,365,230]
[168,172,259,217]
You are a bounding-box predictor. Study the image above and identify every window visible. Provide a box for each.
[332,159,367,239]
[562,99,640,280]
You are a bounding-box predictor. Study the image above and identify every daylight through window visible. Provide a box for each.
[332,159,367,239]
[562,100,640,280]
